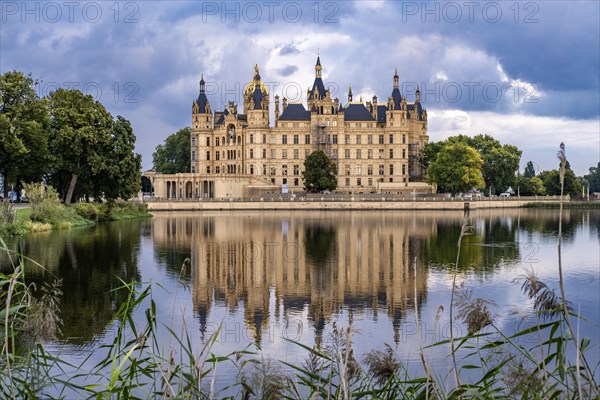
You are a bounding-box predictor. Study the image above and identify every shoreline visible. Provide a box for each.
[144,196,571,212]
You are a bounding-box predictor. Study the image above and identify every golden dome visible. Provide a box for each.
[244,64,268,97]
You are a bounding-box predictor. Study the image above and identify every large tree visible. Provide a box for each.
[152,127,191,174]
[539,170,582,196]
[426,142,484,194]
[93,116,142,201]
[523,161,536,178]
[48,89,114,203]
[423,134,522,195]
[0,71,50,196]
[584,162,600,193]
[302,150,337,192]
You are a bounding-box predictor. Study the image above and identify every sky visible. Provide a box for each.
[1,0,599,175]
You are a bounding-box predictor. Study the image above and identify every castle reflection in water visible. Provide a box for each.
[151,212,437,346]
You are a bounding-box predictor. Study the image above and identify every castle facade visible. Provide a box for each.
[147,57,431,198]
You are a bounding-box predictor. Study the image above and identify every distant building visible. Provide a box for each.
[147,57,432,198]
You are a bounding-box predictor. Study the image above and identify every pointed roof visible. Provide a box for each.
[196,73,209,113]
[316,55,321,66]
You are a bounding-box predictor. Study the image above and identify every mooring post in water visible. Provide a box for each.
[464,202,470,216]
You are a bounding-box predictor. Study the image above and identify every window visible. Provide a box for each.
[293,134,299,144]
[379,135,384,144]
[389,164,394,174]
[305,135,311,144]
[368,149,373,159]
[389,149,393,159]
[345,149,350,159]
[357,178,362,186]
[263,134,266,143]
[282,165,288,175]
[283,178,287,184]
[345,178,350,186]
[368,178,373,186]
[345,164,350,175]
[294,178,299,186]
[368,135,373,144]
[356,149,362,159]
[332,135,338,144]
[206,151,210,161]
[379,165,385,175]
[250,149,254,159]
[402,134,406,144]
[250,134,254,144]
[262,149,266,158]
[250,165,254,174]
[379,149,384,159]
[356,135,361,144]
[191,166,195,173]
[270,135,276,144]
[293,149,299,159]
[270,166,276,176]
[293,165,299,175]
[402,148,406,159]
[270,149,276,159]
[191,136,196,146]
[216,137,220,146]
[402,164,406,175]
[345,135,350,144]
[191,151,196,161]
[389,134,394,144]
[262,165,266,175]
[282,135,288,144]
[282,149,288,159]
[355,165,362,175]
[367,165,373,175]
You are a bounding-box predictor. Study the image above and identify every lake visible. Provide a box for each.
[2,208,599,392]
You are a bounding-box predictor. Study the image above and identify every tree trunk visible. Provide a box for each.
[65,174,78,204]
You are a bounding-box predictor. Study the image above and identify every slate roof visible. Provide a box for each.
[407,103,423,120]
[308,77,326,100]
[377,105,387,123]
[279,103,311,121]
[343,104,376,121]
[196,77,209,112]
[391,87,402,110]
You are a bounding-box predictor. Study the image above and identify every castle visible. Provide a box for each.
[147,57,432,198]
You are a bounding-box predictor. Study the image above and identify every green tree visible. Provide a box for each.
[302,150,337,192]
[94,116,142,201]
[584,162,600,193]
[523,161,536,178]
[0,71,50,197]
[427,142,484,194]
[47,89,114,203]
[539,170,582,196]
[152,128,191,174]
[517,176,545,196]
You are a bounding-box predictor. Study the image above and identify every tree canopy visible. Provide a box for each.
[0,71,50,196]
[302,150,337,192]
[584,162,600,193]
[152,128,191,174]
[423,134,521,195]
[426,142,484,194]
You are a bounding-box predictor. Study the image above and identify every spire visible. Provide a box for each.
[199,73,205,92]
[348,85,353,102]
[415,84,421,103]
[393,68,399,89]
[253,64,261,81]
[315,55,322,78]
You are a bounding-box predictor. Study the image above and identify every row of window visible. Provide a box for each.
[194,148,408,161]
[193,133,409,147]
[196,163,407,177]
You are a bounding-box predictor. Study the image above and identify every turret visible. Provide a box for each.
[348,86,353,103]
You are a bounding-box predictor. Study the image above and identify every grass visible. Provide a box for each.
[1,199,151,237]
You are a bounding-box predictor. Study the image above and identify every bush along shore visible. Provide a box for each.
[0,184,151,236]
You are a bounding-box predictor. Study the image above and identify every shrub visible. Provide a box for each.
[0,199,16,225]
[23,183,64,226]
[73,202,99,221]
